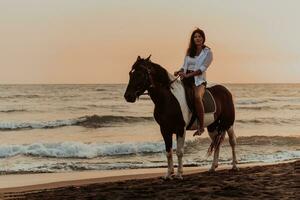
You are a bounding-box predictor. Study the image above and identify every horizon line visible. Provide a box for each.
[0,82,299,85]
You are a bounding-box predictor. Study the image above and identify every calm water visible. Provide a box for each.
[0,83,299,173]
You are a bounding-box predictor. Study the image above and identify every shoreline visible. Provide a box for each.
[0,160,299,199]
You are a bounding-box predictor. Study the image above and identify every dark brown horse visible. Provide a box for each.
[124,56,238,179]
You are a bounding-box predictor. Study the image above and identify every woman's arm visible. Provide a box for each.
[184,50,213,78]
[174,56,188,76]
[197,50,213,73]
[180,56,188,73]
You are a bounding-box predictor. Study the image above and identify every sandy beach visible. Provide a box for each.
[0,160,298,200]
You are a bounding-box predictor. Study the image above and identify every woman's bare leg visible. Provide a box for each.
[193,84,205,136]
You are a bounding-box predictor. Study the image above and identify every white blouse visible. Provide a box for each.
[181,47,213,86]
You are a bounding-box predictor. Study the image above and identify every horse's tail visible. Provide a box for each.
[206,84,235,156]
[207,127,226,156]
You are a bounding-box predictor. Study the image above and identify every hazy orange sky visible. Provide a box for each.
[0,0,299,84]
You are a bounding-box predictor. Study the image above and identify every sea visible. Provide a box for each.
[0,83,299,174]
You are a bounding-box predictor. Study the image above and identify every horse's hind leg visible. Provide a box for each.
[175,130,186,180]
[227,126,238,171]
[208,130,222,172]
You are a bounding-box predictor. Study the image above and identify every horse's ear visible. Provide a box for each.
[145,54,151,62]
[137,56,141,61]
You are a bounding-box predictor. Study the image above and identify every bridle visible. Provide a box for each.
[129,61,179,97]
[129,64,153,97]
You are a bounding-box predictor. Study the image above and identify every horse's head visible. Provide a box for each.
[124,55,152,103]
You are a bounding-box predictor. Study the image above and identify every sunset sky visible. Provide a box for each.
[0,0,299,84]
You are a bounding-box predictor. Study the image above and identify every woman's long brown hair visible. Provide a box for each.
[186,28,208,57]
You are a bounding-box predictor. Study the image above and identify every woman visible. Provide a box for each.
[174,28,213,136]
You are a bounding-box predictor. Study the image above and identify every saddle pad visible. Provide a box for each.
[203,90,216,113]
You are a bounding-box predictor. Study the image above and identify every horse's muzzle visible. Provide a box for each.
[124,93,136,103]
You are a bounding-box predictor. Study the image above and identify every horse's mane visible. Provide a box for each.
[149,62,171,89]
[133,59,172,89]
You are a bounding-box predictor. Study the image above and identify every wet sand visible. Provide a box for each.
[1,160,299,200]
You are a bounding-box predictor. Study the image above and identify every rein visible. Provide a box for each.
[141,75,180,96]
[169,75,180,85]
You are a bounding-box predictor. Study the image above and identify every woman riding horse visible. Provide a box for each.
[124,56,237,179]
[124,29,237,180]
[174,28,213,136]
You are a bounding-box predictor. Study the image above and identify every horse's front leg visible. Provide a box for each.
[175,129,186,180]
[161,128,174,179]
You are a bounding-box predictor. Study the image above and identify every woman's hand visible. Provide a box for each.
[174,70,183,76]
[181,70,201,80]
[179,72,188,80]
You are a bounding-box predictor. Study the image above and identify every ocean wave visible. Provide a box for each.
[1,150,299,174]
[86,104,127,109]
[0,115,154,130]
[239,150,300,164]
[0,94,42,99]
[0,109,27,113]
[76,115,154,128]
[0,141,166,158]
[95,88,106,91]
[0,118,84,131]
[186,136,300,151]
[268,97,300,103]
[237,99,268,105]
[236,97,300,105]
[236,105,274,110]
[63,106,89,111]
[236,136,300,146]
[236,118,299,125]
[281,104,300,110]
[1,136,299,159]
[237,104,300,110]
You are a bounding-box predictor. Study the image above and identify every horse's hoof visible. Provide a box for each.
[161,175,173,180]
[231,166,239,172]
[174,174,183,180]
[193,130,204,137]
[208,168,216,173]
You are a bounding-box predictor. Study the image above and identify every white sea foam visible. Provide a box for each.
[1,149,299,173]
[239,150,300,163]
[0,118,84,130]
[0,141,166,158]
[0,115,153,130]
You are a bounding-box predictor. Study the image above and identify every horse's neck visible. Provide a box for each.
[147,68,172,106]
[148,86,168,107]
[148,72,185,107]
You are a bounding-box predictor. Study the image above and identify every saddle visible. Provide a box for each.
[181,78,216,129]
